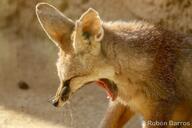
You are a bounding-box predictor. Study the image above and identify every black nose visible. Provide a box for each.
[52,99,59,107]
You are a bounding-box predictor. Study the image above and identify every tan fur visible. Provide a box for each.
[36,3,192,128]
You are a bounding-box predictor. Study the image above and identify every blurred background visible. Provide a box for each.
[0,0,192,128]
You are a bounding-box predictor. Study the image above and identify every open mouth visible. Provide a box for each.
[96,78,118,101]
[51,78,118,107]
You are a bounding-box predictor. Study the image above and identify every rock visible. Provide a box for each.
[1,0,191,38]
[18,80,30,90]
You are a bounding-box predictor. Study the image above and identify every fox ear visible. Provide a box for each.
[78,8,104,42]
[36,3,74,53]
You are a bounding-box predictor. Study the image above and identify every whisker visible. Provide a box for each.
[67,101,75,128]
[62,106,68,126]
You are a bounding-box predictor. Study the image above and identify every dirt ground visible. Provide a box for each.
[0,0,192,128]
[0,29,142,128]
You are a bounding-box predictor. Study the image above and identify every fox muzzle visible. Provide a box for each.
[51,79,71,107]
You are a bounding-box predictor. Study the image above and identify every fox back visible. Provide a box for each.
[102,21,192,104]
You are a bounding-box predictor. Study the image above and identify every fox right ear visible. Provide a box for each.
[36,3,74,53]
[78,8,104,42]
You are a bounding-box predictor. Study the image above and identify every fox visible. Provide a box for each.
[36,3,192,128]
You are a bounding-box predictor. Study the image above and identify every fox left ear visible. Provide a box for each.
[78,8,104,42]
[36,3,74,53]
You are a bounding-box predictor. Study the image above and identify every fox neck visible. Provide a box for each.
[101,25,153,74]
[100,24,156,103]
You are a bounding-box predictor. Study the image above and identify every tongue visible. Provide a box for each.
[96,79,117,101]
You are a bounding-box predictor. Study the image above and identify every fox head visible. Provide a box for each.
[36,3,117,107]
